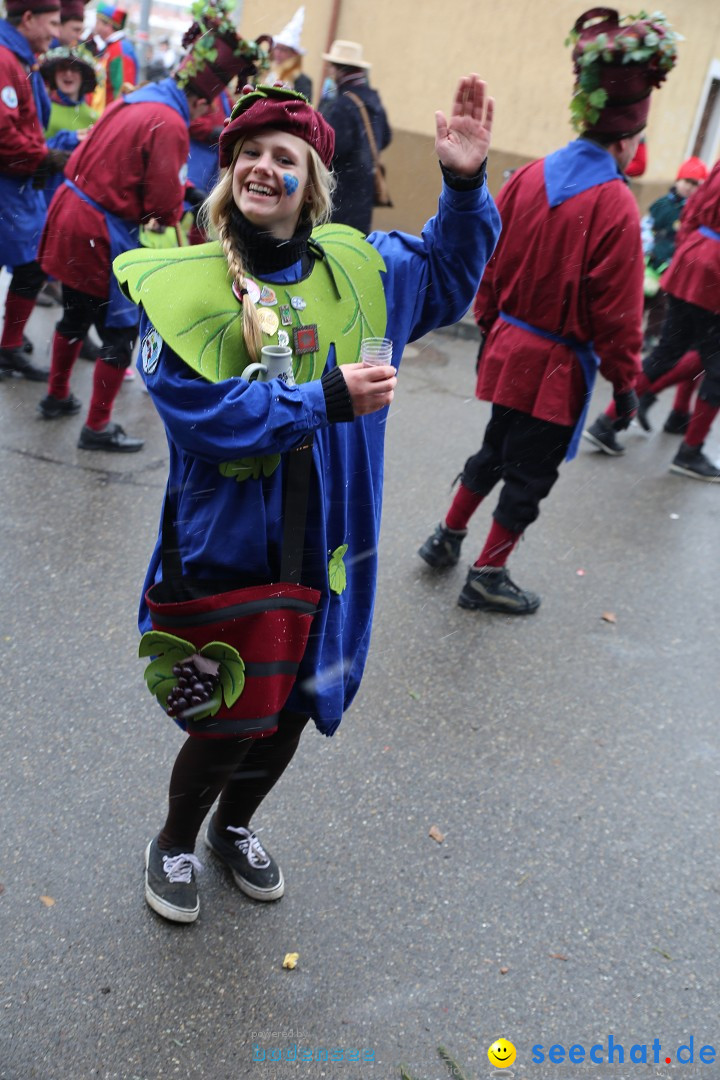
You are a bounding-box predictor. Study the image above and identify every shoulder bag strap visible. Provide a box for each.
[345,91,381,169]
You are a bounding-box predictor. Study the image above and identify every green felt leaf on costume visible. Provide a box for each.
[310,226,387,372]
[219,453,281,483]
[328,543,348,595]
[138,630,195,659]
[200,641,245,706]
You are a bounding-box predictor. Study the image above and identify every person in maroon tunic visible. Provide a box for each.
[585,159,720,482]
[418,8,678,613]
[36,6,269,451]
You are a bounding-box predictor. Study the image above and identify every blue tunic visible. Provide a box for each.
[137,182,501,735]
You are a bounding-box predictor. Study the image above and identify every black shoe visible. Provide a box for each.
[37,392,82,419]
[663,408,691,435]
[583,414,625,456]
[77,422,144,452]
[458,566,541,614]
[144,836,202,924]
[205,818,284,901]
[418,521,467,569]
[636,392,657,432]
[669,443,720,483]
[0,346,49,382]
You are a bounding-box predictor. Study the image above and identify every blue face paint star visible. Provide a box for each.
[282,173,299,196]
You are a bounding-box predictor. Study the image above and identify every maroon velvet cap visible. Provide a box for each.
[6,0,61,13]
[219,84,335,169]
[176,32,262,102]
[60,0,85,20]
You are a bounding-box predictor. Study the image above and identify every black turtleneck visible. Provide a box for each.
[229,205,313,275]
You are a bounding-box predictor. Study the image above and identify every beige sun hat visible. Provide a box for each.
[321,39,371,69]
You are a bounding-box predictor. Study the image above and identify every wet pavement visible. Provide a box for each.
[1,283,719,1080]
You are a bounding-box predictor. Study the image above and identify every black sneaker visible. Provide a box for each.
[669,443,720,483]
[205,818,284,901]
[144,837,202,924]
[37,392,82,419]
[663,408,691,435]
[458,566,541,614]
[583,414,625,456]
[636,392,657,431]
[0,346,49,382]
[418,522,467,569]
[77,422,144,452]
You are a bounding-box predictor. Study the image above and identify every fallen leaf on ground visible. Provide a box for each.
[549,952,568,961]
[282,952,299,970]
[428,825,445,843]
[40,895,55,907]
[500,966,509,974]
[601,611,617,623]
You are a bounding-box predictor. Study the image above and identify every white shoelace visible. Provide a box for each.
[226,825,271,869]
[162,852,203,883]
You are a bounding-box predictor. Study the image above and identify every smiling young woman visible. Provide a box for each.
[112,79,501,924]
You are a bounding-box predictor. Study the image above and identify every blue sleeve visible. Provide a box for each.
[138,317,330,464]
[368,181,501,345]
[47,130,79,151]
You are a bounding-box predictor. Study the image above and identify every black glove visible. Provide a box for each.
[475,331,486,374]
[185,185,208,211]
[33,149,72,188]
[612,387,639,431]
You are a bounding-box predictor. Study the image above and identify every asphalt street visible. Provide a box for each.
[1,283,719,1080]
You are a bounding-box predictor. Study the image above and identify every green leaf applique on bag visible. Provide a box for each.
[139,631,245,721]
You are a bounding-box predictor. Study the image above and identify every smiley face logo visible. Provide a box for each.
[488,1039,516,1068]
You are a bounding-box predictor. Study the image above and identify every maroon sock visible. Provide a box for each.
[85,358,126,431]
[684,398,719,448]
[671,378,696,414]
[475,520,520,568]
[1,291,36,349]
[445,483,483,532]
[48,332,82,400]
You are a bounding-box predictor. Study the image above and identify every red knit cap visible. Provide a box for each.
[219,83,335,169]
[676,157,708,183]
[60,0,86,20]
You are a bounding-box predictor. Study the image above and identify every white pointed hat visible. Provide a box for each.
[273,6,306,56]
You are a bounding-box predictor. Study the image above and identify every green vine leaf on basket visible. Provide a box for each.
[139,631,196,709]
[328,544,348,595]
[138,630,195,659]
[199,641,245,707]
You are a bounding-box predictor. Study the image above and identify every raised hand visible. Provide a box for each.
[435,74,494,177]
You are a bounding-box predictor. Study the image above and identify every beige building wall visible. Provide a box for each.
[242,1,720,233]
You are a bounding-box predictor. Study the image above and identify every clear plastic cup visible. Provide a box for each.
[360,337,393,366]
